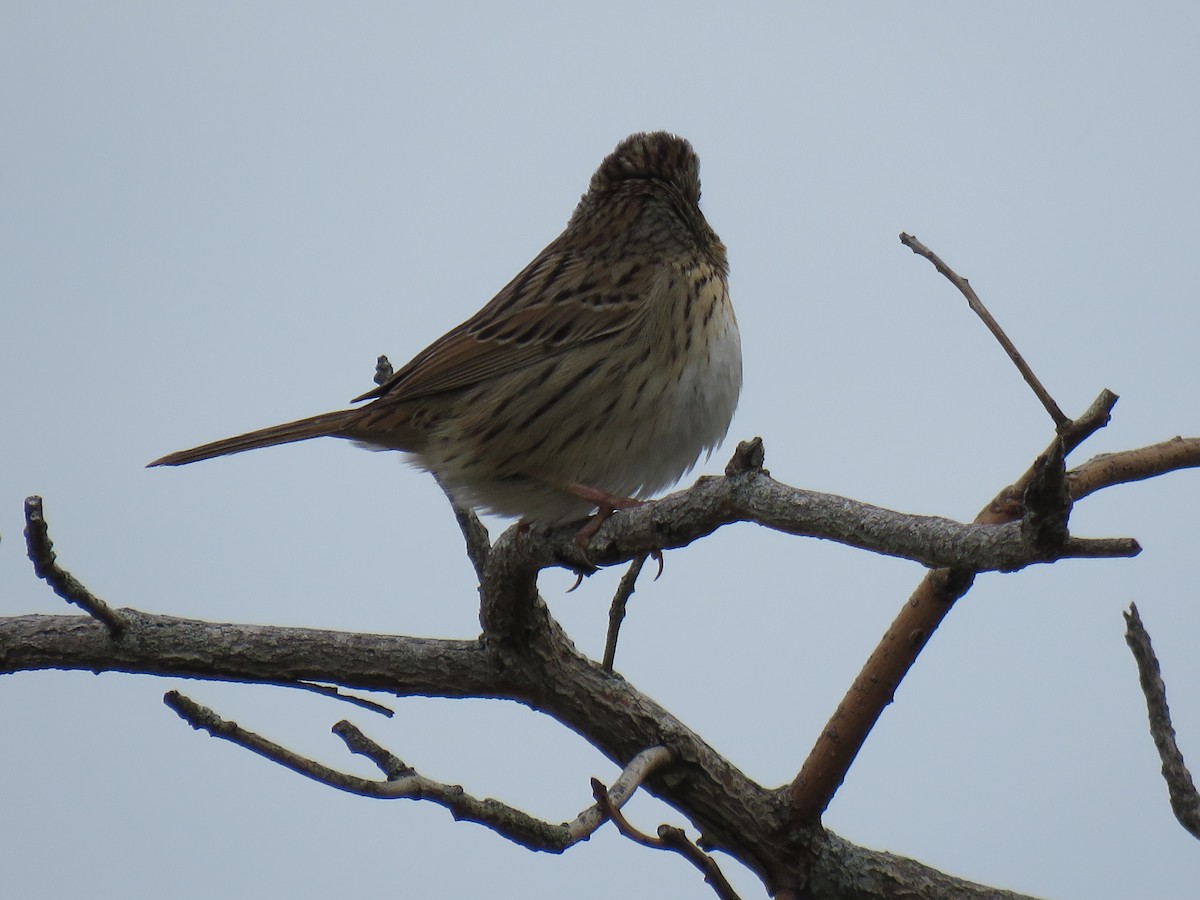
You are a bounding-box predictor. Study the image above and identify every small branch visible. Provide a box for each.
[372,354,394,386]
[592,778,742,900]
[1057,389,1118,452]
[435,473,491,580]
[565,745,676,839]
[602,554,648,672]
[1123,603,1200,840]
[165,690,572,849]
[724,437,766,475]
[293,681,394,716]
[982,389,1118,523]
[900,232,1069,428]
[22,496,125,636]
[333,720,414,778]
[166,690,679,853]
[1069,436,1200,502]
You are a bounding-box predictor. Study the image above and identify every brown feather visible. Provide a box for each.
[147,409,369,467]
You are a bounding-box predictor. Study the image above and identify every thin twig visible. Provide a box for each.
[292,681,394,716]
[603,554,648,672]
[22,496,125,636]
[1123,603,1200,840]
[900,232,1069,428]
[435,474,491,580]
[592,778,742,900]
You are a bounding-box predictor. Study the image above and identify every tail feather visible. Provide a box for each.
[148,409,363,467]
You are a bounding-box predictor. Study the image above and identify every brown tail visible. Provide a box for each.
[148,409,364,467]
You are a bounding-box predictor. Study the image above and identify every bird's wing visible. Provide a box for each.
[353,243,652,404]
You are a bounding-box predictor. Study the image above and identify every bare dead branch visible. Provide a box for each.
[1069,436,1200,501]
[13,399,1200,895]
[1123,603,1200,840]
[433,473,492,580]
[22,496,125,636]
[167,690,678,853]
[1057,389,1119,452]
[0,610,500,698]
[540,463,1138,580]
[900,232,1069,427]
[787,566,977,823]
[807,831,1044,900]
[333,719,414,777]
[981,390,1118,524]
[603,553,648,672]
[724,436,766,475]
[165,689,574,850]
[565,745,675,840]
[291,681,394,716]
[372,353,394,386]
[592,778,742,900]
[1020,437,1071,551]
[788,391,1121,824]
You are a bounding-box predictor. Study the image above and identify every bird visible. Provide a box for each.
[150,132,742,531]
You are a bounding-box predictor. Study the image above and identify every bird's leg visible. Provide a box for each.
[563,483,643,547]
[562,483,664,578]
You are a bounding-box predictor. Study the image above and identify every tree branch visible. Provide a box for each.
[167,688,679,852]
[592,777,742,900]
[787,391,1123,824]
[22,496,126,636]
[1069,436,1200,501]
[603,553,648,672]
[0,610,502,698]
[165,690,572,849]
[1123,603,1200,840]
[11,410,1200,896]
[436,473,492,581]
[534,465,1138,580]
[900,231,1068,428]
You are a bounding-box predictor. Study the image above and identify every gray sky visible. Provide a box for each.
[3,4,1199,898]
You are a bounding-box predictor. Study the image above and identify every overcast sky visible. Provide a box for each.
[3,4,1199,898]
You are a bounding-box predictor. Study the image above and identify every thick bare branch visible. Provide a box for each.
[787,392,1122,824]
[1123,603,1200,840]
[806,831,1043,900]
[0,610,501,698]
[537,466,1137,579]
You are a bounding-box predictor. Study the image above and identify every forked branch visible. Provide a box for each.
[592,777,742,900]
[164,690,677,852]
